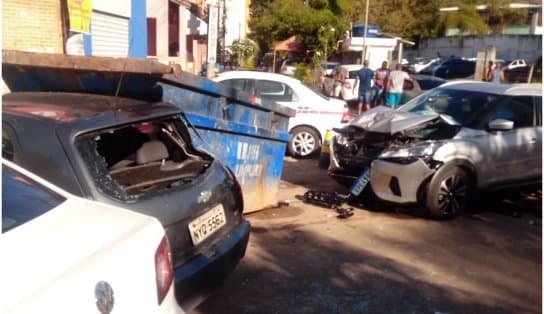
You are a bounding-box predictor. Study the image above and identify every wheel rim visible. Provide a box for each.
[437,174,468,216]
[292,131,316,156]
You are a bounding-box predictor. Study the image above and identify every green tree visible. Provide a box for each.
[483,0,528,34]
[230,38,259,67]
[347,0,441,44]
[249,0,350,65]
[438,3,487,35]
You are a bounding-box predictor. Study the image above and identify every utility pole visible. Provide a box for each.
[206,0,219,78]
[218,0,226,65]
[361,0,369,64]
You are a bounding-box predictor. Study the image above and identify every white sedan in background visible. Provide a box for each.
[214,70,349,158]
[1,159,183,314]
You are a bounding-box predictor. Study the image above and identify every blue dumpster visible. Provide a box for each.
[156,74,294,212]
[2,50,295,213]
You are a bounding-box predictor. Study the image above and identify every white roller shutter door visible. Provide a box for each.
[91,11,129,57]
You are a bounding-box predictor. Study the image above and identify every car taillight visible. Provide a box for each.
[340,104,350,123]
[155,235,173,305]
[343,81,352,89]
[226,167,244,214]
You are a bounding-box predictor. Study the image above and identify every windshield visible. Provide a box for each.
[398,87,501,128]
[2,165,65,232]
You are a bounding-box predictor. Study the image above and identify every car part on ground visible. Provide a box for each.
[1,159,183,314]
[2,92,250,310]
[302,190,354,218]
[329,81,542,219]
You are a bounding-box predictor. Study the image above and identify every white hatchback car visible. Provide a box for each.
[1,159,183,314]
[213,70,348,158]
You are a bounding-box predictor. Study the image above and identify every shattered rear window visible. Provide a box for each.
[76,116,211,201]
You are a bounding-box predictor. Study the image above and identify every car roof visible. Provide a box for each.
[439,81,542,96]
[2,92,182,124]
[214,70,303,84]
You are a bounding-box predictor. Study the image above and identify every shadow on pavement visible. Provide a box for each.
[280,156,542,221]
[193,208,541,313]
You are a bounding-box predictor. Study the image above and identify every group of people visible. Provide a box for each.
[353,60,412,115]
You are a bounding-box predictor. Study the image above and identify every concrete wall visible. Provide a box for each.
[2,0,63,53]
[340,37,397,69]
[147,0,170,57]
[224,0,249,46]
[413,35,542,63]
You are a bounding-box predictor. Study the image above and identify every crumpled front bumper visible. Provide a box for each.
[370,158,436,204]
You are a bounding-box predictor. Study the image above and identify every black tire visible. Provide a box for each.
[288,126,320,158]
[425,166,471,219]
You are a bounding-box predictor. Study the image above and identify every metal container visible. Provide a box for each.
[2,50,295,212]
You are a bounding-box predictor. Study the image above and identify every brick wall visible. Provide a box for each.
[2,0,63,53]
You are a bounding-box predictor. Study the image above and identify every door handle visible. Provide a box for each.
[529,137,537,144]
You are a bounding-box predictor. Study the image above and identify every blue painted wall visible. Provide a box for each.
[83,34,92,56]
[129,0,147,57]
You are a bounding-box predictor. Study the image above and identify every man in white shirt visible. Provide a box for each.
[385,63,412,108]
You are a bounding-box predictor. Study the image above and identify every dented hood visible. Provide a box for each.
[350,106,440,134]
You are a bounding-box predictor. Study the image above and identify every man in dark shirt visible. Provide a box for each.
[372,61,390,107]
[353,60,374,114]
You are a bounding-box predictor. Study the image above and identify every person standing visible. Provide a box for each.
[484,60,494,82]
[353,60,374,114]
[332,66,346,98]
[385,63,412,109]
[372,61,390,107]
[487,61,504,83]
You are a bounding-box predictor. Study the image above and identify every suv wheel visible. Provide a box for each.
[425,166,471,219]
[288,127,320,158]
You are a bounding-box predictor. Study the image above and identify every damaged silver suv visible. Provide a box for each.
[329,82,542,219]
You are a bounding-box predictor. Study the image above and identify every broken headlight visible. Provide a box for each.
[334,134,348,145]
[379,143,440,166]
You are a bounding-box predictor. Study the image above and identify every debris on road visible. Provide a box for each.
[302,190,354,219]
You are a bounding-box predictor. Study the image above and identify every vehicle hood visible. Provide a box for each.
[0,198,164,313]
[343,106,440,134]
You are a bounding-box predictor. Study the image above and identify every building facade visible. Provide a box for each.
[2,0,64,53]
[3,0,147,58]
[147,0,208,74]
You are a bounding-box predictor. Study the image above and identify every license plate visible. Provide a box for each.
[349,168,370,196]
[188,204,226,246]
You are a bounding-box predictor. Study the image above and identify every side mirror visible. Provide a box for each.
[488,118,514,131]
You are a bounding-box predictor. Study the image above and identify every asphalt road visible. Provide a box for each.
[192,156,542,314]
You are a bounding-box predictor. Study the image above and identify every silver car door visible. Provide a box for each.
[482,96,537,185]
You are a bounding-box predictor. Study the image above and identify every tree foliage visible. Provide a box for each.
[438,3,488,35]
[249,0,534,56]
[249,0,351,62]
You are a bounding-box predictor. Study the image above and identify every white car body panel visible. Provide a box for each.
[1,161,183,314]
[213,71,347,143]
